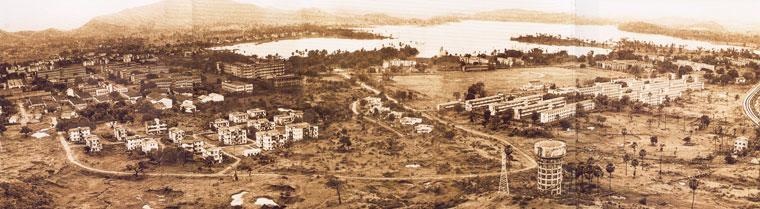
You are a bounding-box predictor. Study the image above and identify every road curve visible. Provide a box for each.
[742,82,760,126]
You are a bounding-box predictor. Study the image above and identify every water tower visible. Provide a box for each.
[534,140,567,195]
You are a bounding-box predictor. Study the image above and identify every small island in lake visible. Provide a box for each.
[510,33,611,48]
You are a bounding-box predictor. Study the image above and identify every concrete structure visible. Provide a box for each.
[246,108,267,118]
[674,60,715,71]
[228,111,250,124]
[218,125,248,145]
[168,127,185,144]
[255,130,288,151]
[180,100,196,113]
[382,59,417,69]
[125,136,144,151]
[272,74,302,88]
[85,135,103,152]
[141,139,160,153]
[210,118,230,130]
[67,127,91,143]
[202,147,224,164]
[400,117,423,125]
[735,137,749,153]
[415,124,434,133]
[113,126,128,141]
[247,118,274,131]
[534,140,567,195]
[538,105,575,123]
[224,62,286,79]
[464,93,506,111]
[222,81,254,93]
[285,122,319,141]
[145,118,168,135]
[243,148,262,157]
[520,80,545,91]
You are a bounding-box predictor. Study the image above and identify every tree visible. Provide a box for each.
[605,163,615,190]
[623,154,631,176]
[530,112,540,124]
[683,136,693,145]
[325,176,344,205]
[639,149,647,166]
[698,115,711,130]
[339,135,352,151]
[724,154,737,164]
[631,159,640,178]
[19,126,32,137]
[0,124,6,136]
[689,178,699,209]
[650,136,658,146]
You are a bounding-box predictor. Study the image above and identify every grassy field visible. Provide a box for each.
[390,66,630,109]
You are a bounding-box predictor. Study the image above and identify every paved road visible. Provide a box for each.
[742,82,760,125]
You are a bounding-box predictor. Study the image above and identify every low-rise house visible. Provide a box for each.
[145,118,168,135]
[168,127,185,144]
[228,111,249,124]
[68,127,91,143]
[180,100,196,113]
[199,93,224,103]
[85,135,103,152]
[246,108,267,118]
[218,125,249,145]
[141,138,160,153]
[400,117,423,125]
[520,80,545,91]
[60,109,78,119]
[415,124,434,134]
[382,59,417,69]
[6,79,24,89]
[243,148,262,157]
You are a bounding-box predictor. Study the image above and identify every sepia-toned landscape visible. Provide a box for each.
[1,0,759,208]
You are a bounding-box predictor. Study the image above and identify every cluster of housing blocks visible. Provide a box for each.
[438,74,704,123]
[210,108,319,152]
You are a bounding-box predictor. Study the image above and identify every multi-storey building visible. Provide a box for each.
[539,105,576,123]
[68,127,91,143]
[272,74,302,88]
[218,125,248,145]
[85,135,103,152]
[145,118,168,135]
[168,127,185,144]
[247,118,274,131]
[113,126,128,141]
[228,111,249,124]
[210,118,230,130]
[464,93,506,111]
[255,130,288,151]
[513,97,566,120]
[284,122,319,141]
[141,139,160,153]
[221,81,253,93]
[246,108,267,118]
[224,62,286,79]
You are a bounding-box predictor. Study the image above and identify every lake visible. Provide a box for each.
[213,20,749,58]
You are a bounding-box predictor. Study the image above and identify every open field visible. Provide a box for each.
[390,66,630,109]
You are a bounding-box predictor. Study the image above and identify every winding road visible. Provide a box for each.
[742,82,760,125]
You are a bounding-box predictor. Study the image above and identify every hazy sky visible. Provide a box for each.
[1,0,759,32]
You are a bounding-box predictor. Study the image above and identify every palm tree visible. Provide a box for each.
[639,149,647,165]
[631,159,640,178]
[689,178,699,209]
[605,163,615,190]
[623,154,631,176]
[621,128,628,146]
[631,142,638,154]
[326,175,344,205]
[658,144,665,176]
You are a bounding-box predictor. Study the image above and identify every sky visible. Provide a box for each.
[1,0,759,32]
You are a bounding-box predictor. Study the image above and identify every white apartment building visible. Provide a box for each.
[125,136,144,151]
[488,94,543,116]
[285,122,319,141]
[273,114,295,125]
[68,127,91,143]
[210,118,230,130]
[202,147,223,164]
[180,140,206,153]
[247,118,274,131]
[85,135,103,152]
[168,127,185,144]
[113,126,128,141]
[735,137,749,153]
[218,126,248,145]
[246,108,267,118]
[539,104,576,123]
[145,118,168,135]
[221,81,254,93]
[228,111,249,124]
[180,100,196,113]
[255,130,287,151]
[464,93,506,111]
[142,139,160,153]
[382,59,417,69]
[513,97,566,120]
